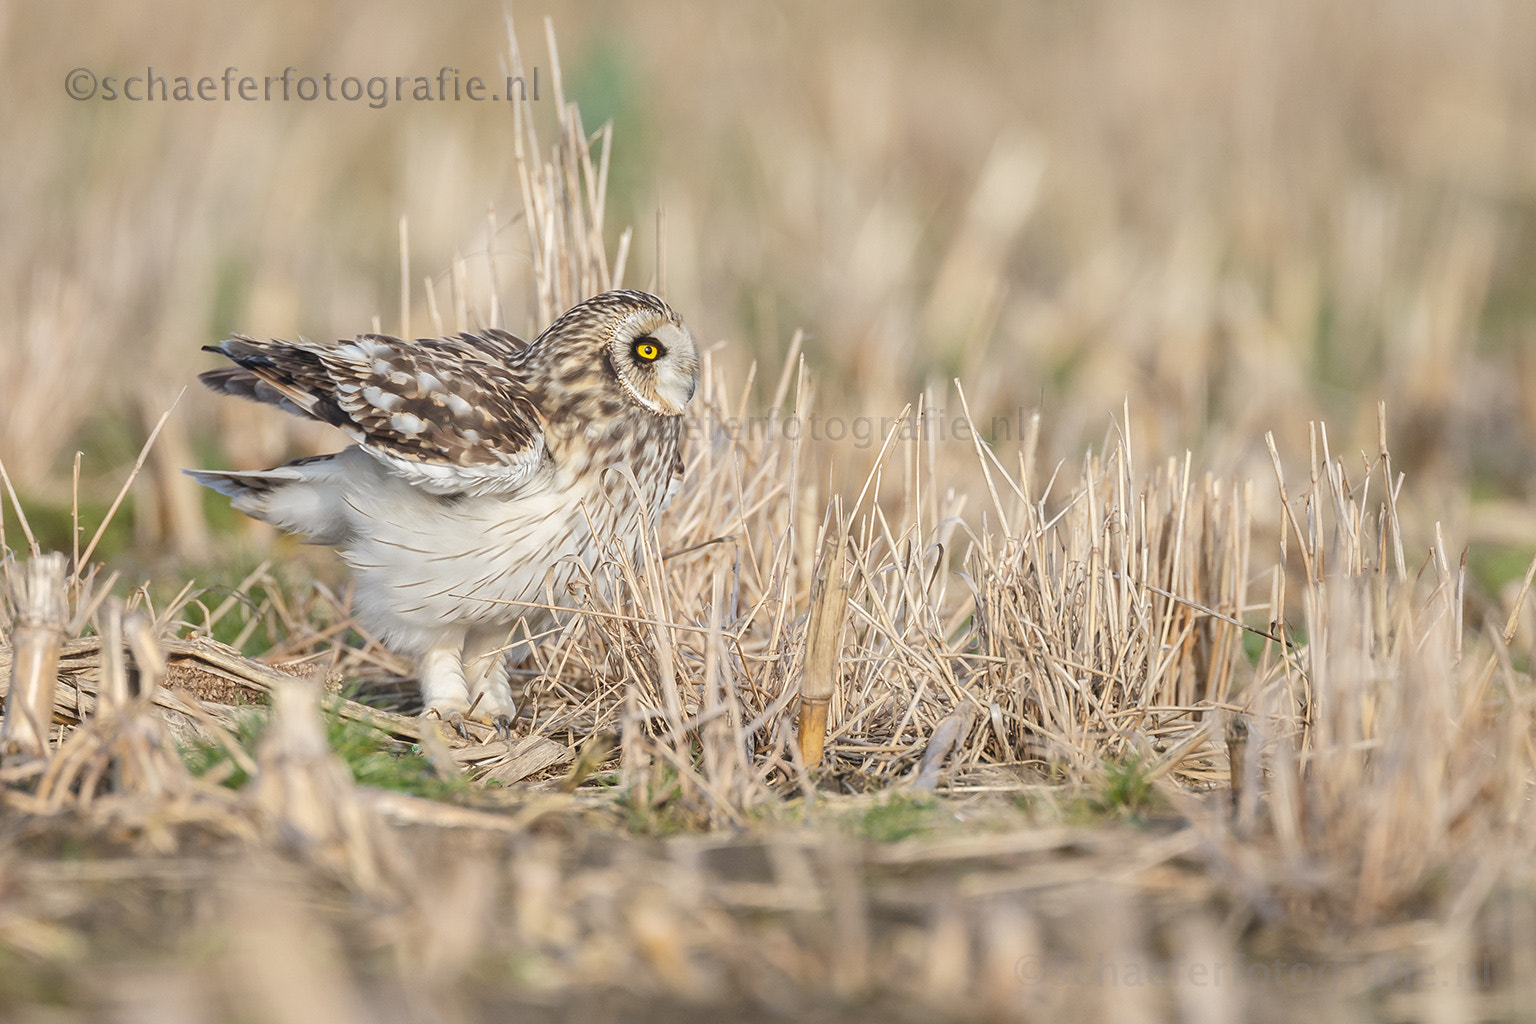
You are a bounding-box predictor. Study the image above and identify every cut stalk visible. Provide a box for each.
[2,552,67,761]
[797,507,848,769]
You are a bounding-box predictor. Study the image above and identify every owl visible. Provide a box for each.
[188,290,698,737]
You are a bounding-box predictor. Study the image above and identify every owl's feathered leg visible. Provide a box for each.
[463,626,517,739]
[418,627,472,736]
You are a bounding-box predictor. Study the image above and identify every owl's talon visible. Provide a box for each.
[425,706,471,740]
[493,714,515,741]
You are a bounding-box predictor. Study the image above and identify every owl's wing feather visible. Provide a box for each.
[200,332,547,497]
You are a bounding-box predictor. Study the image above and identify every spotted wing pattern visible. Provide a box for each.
[200,330,547,496]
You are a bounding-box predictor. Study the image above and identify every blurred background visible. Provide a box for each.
[4,0,1536,591]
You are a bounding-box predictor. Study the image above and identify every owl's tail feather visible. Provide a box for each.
[184,453,352,545]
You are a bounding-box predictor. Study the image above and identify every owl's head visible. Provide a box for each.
[598,291,699,416]
[534,290,699,417]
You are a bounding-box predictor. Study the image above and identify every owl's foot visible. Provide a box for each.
[418,627,519,742]
[457,693,519,739]
[423,704,471,740]
[425,698,515,744]
[419,632,473,737]
[464,627,518,739]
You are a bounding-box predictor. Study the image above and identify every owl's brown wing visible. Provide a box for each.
[199,331,548,497]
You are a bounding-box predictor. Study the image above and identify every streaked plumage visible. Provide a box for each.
[188,290,698,735]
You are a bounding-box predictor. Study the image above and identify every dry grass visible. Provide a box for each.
[3,3,1536,1021]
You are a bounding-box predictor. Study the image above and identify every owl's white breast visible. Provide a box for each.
[325,449,637,654]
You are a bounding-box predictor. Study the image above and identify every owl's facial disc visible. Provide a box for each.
[610,312,698,416]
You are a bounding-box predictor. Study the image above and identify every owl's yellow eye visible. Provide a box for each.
[633,338,662,361]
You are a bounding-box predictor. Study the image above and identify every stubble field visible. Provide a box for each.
[4,3,1536,1021]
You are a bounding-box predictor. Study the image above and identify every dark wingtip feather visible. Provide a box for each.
[197,366,329,423]
[195,340,353,429]
[197,366,256,397]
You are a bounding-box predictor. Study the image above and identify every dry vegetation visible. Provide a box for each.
[4,2,1536,1022]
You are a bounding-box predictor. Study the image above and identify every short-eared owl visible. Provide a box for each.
[188,290,698,735]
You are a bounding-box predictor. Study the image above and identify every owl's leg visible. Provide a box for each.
[463,625,517,739]
[418,627,472,736]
